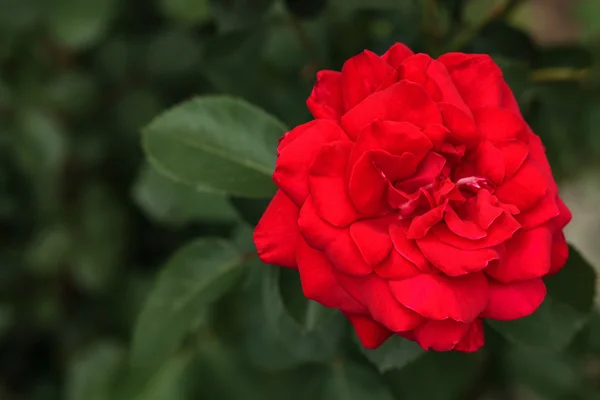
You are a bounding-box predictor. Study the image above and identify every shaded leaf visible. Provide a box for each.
[131,238,245,369]
[359,335,424,373]
[142,96,285,197]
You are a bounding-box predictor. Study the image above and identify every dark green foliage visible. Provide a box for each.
[1,0,600,399]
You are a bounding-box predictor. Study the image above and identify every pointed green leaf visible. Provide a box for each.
[142,96,286,197]
[131,239,245,369]
[359,335,425,373]
[133,164,239,226]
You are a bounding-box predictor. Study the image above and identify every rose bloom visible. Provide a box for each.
[253,43,571,352]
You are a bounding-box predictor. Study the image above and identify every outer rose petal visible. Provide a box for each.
[334,272,425,332]
[296,238,366,314]
[307,70,344,120]
[341,49,398,111]
[474,107,526,143]
[308,141,360,226]
[254,191,300,268]
[414,319,473,352]
[375,249,421,280]
[274,120,348,205]
[389,272,489,323]
[495,158,548,211]
[341,80,442,139]
[381,42,414,68]
[482,278,546,321]
[485,226,553,282]
[437,53,504,110]
[345,313,392,349]
[453,319,484,352]
[548,231,569,275]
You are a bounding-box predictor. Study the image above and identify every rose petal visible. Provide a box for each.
[274,120,348,205]
[482,278,546,320]
[414,319,473,352]
[347,152,389,215]
[345,313,393,349]
[474,108,526,143]
[350,218,393,267]
[497,141,529,180]
[296,238,366,314]
[341,80,442,139]
[394,152,446,194]
[254,191,300,268]
[453,319,484,352]
[484,226,553,282]
[298,196,341,250]
[335,272,425,331]
[475,190,503,229]
[325,229,373,276]
[444,207,487,240]
[308,141,360,226]
[374,248,421,280]
[434,211,521,251]
[517,192,560,230]
[495,158,548,211]
[437,53,504,110]
[350,120,432,163]
[439,102,480,146]
[389,272,489,322]
[548,231,569,276]
[381,42,415,68]
[407,204,446,239]
[475,141,505,185]
[307,70,344,120]
[341,50,398,111]
[416,234,500,276]
[389,223,436,273]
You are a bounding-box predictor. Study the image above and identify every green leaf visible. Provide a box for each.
[142,96,286,198]
[329,0,407,11]
[209,0,274,33]
[309,361,395,400]
[359,335,425,373]
[158,0,211,25]
[131,238,245,370]
[47,0,117,49]
[115,351,195,400]
[385,352,481,400]
[65,341,126,400]
[260,267,345,366]
[489,245,597,351]
[133,164,239,226]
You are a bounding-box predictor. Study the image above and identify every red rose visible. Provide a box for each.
[253,43,572,352]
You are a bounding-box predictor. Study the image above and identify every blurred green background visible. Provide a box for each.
[2,0,600,399]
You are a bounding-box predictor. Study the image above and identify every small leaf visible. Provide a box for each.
[489,245,597,351]
[131,239,245,370]
[133,164,239,226]
[359,335,425,373]
[142,96,286,197]
[65,341,126,400]
[115,351,195,400]
[309,361,395,400]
